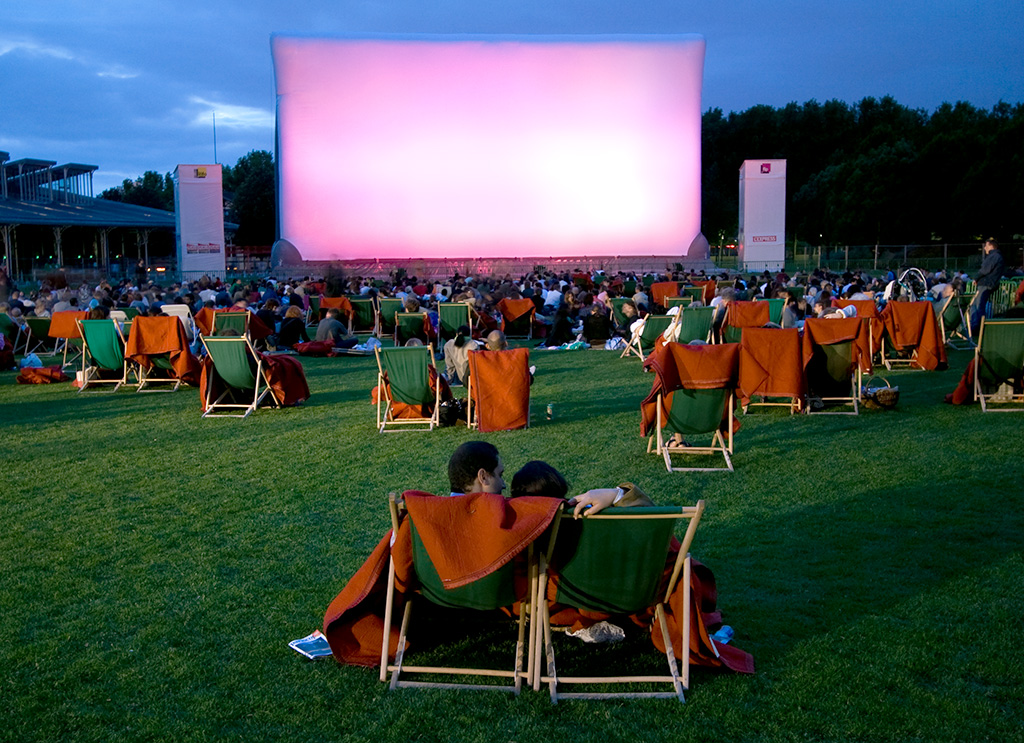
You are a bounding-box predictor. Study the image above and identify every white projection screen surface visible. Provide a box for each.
[271,34,706,261]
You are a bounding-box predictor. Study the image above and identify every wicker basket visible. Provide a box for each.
[861,375,900,410]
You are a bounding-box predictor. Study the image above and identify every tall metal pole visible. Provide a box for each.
[213,111,218,164]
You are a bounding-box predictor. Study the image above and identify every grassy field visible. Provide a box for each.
[1,342,1022,743]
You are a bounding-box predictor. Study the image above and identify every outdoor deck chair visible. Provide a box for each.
[76,319,136,392]
[161,304,197,341]
[126,315,199,392]
[534,501,706,703]
[801,317,869,415]
[680,286,704,304]
[620,314,677,361]
[122,307,142,320]
[758,298,786,325]
[675,306,715,345]
[22,317,55,356]
[497,298,535,339]
[306,295,321,326]
[438,303,474,347]
[319,297,354,334]
[834,299,883,354]
[664,297,689,311]
[720,301,769,344]
[212,310,249,337]
[394,312,431,346]
[200,335,279,418]
[609,298,630,327]
[381,493,536,694]
[650,282,680,310]
[641,342,739,472]
[973,318,1024,412]
[48,311,87,368]
[938,293,975,350]
[377,298,404,338]
[374,345,441,432]
[879,300,946,371]
[467,348,531,432]
[0,313,24,355]
[349,298,378,335]
[738,327,803,413]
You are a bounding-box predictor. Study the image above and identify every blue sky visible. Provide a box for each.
[2,0,1022,193]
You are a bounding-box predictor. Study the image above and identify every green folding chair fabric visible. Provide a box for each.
[609,298,629,326]
[663,388,730,436]
[763,298,785,325]
[722,325,743,344]
[410,522,517,610]
[122,307,142,320]
[79,320,125,371]
[551,507,680,614]
[623,280,636,296]
[349,298,377,333]
[379,346,432,406]
[438,303,472,345]
[664,297,688,310]
[204,337,257,390]
[214,312,248,336]
[308,295,321,321]
[681,286,703,303]
[976,319,1024,392]
[676,307,715,344]
[395,312,429,345]
[23,317,54,355]
[378,298,403,334]
[0,313,20,348]
[784,286,805,302]
[639,315,674,355]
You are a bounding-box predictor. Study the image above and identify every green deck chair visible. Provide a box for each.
[349,298,378,335]
[438,303,473,347]
[374,345,440,432]
[122,307,142,320]
[378,298,404,338]
[534,502,705,703]
[609,298,629,327]
[973,318,1024,412]
[939,293,975,350]
[381,494,528,694]
[676,307,715,344]
[0,313,23,354]
[23,317,55,356]
[760,298,785,325]
[680,286,704,303]
[395,312,430,346]
[806,339,860,415]
[76,319,135,392]
[648,387,736,472]
[622,279,636,296]
[620,315,676,361]
[664,297,688,311]
[201,336,278,418]
[212,311,249,337]
[137,352,183,392]
[306,295,321,326]
[783,286,805,302]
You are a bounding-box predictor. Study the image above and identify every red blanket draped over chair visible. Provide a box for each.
[468,348,531,432]
[834,299,883,349]
[801,317,873,374]
[496,298,535,331]
[879,301,947,370]
[198,352,310,411]
[640,342,740,436]
[650,282,680,308]
[320,296,354,319]
[738,327,804,405]
[692,280,717,305]
[125,315,201,385]
[725,301,770,330]
[48,311,88,339]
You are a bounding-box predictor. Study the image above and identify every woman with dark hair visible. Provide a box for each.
[442,324,478,386]
[509,460,653,516]
[276,305,310,349]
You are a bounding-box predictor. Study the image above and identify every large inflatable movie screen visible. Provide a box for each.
[271,34,705,261]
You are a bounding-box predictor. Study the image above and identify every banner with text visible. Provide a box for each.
[174,164,226,276]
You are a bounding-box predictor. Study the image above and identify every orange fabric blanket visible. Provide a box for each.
[879,301,947,370]
[801,317,873,374]
[16,365,69,384]
[692,280,717,305]
[320,296,354,320]
[195,308,272,339]
[738,327,804,405]
[650,281,680,308]
[835,299,883,349]
[725,301,770,330]
[125,315,201,385]
[640,342,739,435]
[467,348,531,432]
[497,297,535,328]
[946,358,976,405]
[376,365,452,420]
[193,307,214,336]
[48,311,87,339]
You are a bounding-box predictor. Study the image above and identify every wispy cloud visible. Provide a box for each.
[0,35,138,79]
[188,96,274,129]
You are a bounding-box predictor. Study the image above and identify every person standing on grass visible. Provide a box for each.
[971,237,1005,336]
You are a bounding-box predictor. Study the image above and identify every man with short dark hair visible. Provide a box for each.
[315,307,357,348]
[971,237,1005,336]
[448,441,505,496]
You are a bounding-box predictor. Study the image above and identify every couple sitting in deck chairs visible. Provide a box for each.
[322,441,753,700]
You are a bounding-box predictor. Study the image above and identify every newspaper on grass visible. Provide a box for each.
[289,629,333,660]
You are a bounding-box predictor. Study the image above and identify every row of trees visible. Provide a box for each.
[100,150,275,246]
[102,97,1024,252]
[702,97,1024,247]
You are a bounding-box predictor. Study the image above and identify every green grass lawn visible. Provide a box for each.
[1,345,1022,742]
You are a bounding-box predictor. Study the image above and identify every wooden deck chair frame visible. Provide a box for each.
[380,494,530,694]
[374,344,441,432]
[394,311,430,347]
[532,502,706,703]
[22,317,55,357]
[200,335,279,418]
[137,353,184,392]
[675,306,715,345]
[620,314,678,361]
[807,341,862,416]
[0,313,24,356]
[939,293,975,350]
[647,389,735,472]
[973,318,1024,412]
[377,298,404,338]
[76,319,136,393]
[348,298,378,336]
[880,307,924,371]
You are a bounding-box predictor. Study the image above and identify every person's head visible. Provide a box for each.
[325,307,341,320]
[453,324,471,348]
[87,306,109,320]
[622,300,637,318]
[984,237,998,253]
[404,297,420,312]
[264,298,280,311]
[510,461,568,500]
[485,329,507,351]
[448,441,504,494]
[284,305,303,319]
[404,337,424,346]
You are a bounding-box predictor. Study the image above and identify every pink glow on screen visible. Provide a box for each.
[272,35,705,261]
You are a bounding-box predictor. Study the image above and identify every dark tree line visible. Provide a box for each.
[100,150,276,246]
[702,97,1024,247]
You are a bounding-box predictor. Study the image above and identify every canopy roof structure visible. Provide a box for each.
[0,195,176,229]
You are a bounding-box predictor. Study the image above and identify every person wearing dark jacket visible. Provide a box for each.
[971,237,1005,335]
